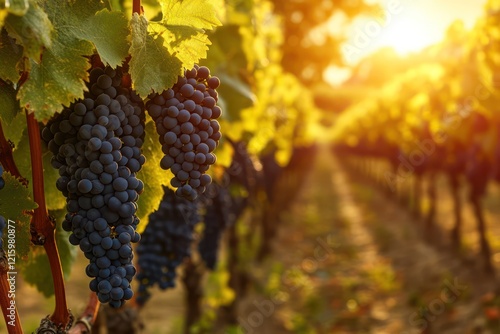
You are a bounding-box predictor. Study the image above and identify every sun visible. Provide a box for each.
[340,10,443,64]
[339,0,483,65]
[378,17,439,55]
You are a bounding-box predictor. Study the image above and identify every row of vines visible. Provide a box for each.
[331,0,500,273]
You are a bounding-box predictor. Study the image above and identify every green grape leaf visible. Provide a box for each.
[18,0,129,121]
[136,119,173,233]
[4,1,53,62]
[159,0,221,30]
[0,82,20,125]
[155,0,221,68]
[149,22,212,71]
[129,14,182,97]
[2,110,26,148]
[0,172,37,259]
[74,9,129,68]
[130,0,221,96]
[0,29,23,83]
[22,213,77,297]
[18,45,91,121]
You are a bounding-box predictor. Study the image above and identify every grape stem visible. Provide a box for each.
[0,121,28,186]
[68,293,100,334]
[0,252,23,334]
[26,111,71,327]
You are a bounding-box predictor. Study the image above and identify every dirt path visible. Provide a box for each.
[239,147,500,334]
[343,165,499,334]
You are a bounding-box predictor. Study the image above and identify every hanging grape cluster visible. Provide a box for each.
[43,66,146,308]
[198,183,231,270]
[146,65,222,200]
[197,142,259,270]
[135,186,199,306]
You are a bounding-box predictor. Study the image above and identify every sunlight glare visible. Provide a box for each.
[324,66,352,86]
[379,17,439,55]
[339,0,484,64]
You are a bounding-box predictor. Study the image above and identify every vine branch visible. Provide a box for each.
[26,111,70,327]
[68,293,100,334]
[133,0,142,15]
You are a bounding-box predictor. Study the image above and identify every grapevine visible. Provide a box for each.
[0,0,329,332]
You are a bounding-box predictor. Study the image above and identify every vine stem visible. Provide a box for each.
[68,293,100,334]
[132,0,141,15]
[26,111,70,327]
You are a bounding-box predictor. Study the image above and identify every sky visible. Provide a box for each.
[325,0,486,85]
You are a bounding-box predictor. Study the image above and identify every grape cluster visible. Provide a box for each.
[146,65,222,200]
[227,141,258,193]
[197,143,259,269]
[198,183,231,270]
[43,66,146,308]
[135,186,199,306]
